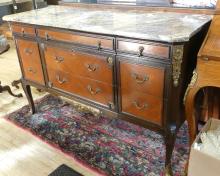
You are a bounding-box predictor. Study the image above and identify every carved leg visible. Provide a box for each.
[165,129,176,176]
[185,86,201,146]
[21,83,35,114]
[12,79,22,89]
[0,81,23,98]
[184,70,201,146]
[184,86,201,175]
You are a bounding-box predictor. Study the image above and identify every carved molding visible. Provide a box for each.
[189,69,198,87]
[183,69,198,104]
[172,45,184,87]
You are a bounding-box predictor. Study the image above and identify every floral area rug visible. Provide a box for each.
[4,95,189,176]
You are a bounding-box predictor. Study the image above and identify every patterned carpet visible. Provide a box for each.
[4,95,189,176]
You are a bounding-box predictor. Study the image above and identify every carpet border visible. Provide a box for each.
[2,96,107,176]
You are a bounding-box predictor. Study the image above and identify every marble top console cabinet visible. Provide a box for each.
[3,5,211,174]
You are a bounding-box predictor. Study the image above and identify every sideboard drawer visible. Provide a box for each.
[37,29,114,50]
[121,89,163,126]
[11,24,36,36]
[16,39,44,85]
[120,62,164,97]
[117,39,169,59]
[47,69,114,107]
[44,46,113,84]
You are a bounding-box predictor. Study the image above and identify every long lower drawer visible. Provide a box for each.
[44,45,113,85]
[47,69,114,108]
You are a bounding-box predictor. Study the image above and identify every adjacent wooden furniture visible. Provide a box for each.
[0,34,22,98]
[0,81,22,97]
[185,0,220,146]
[0,0,30,98]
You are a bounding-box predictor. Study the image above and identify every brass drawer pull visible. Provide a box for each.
[202,57,209,61]
[55,56,64,63]
[21,28,25,36]
[86,64,97,72]
[98,41,102,50]
[131,73,149,84]
[27,67,36,74]
[24,48,33,55]
[45,32,52,41]
[56,75,66,84]
[133,101,148,110]
[138,46,145,57]
[87,85,101,95]
[107,56,113,67]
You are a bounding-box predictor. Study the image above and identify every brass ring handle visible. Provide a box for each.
[87,85,101,95]
[27,67,36,74]
[131,73,149,84]
[55,56,64,63]
[24,48,33,55]
[56,75,66,84]
[138,46,145,57]
[133,101,148,110]
[86,64,97,72]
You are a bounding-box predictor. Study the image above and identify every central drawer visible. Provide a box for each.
[44,45,113,84]
[47,69,113,107]
[37,28,114,50]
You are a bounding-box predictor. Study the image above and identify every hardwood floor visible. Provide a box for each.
[0,41,100,176]
[0,119,101,176]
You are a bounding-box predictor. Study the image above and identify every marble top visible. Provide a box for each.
[3,5,212,42]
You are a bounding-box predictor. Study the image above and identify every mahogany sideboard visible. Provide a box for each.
[3,6,211,174]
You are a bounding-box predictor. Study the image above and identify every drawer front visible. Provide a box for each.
[37,29,114,50]
[16,39,44,85]
[44,46,113,84]
[120,62,164,97]
[117,39,169,59]
[11,24,36,36]
[121,89,163,125]
[47,69,113,107]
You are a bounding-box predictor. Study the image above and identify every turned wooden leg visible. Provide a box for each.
[21,82,35,114]
[185,86,201,146]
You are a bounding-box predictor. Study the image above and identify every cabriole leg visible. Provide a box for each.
[185,86,201,146]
